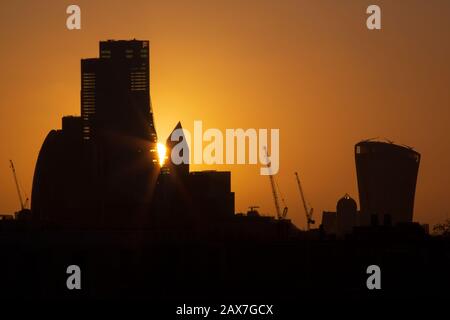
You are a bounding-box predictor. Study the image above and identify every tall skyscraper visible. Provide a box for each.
[355,140,421,226]
[80,40,160,222]
[32,40,162,227]
[81,40,157,148]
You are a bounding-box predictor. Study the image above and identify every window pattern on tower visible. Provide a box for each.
[100,50,111,58]
[130,67,147,91]
[81,72,96,140]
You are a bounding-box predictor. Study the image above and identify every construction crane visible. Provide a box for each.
[264,147,288,220]
[9,160,29,210]
[294,172,314,231]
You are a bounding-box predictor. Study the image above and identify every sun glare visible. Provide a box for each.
[157,142,167,166]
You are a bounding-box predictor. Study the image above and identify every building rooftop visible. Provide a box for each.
[355,140,420,158]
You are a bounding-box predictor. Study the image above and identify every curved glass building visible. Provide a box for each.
[355,141,421,226]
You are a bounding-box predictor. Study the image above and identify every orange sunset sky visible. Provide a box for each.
[0,0,449,229]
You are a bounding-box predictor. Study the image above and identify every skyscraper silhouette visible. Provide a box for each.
[355,140,421,226]
[33,40,161,227]
[81,40,159,225]
[81,40,157,145]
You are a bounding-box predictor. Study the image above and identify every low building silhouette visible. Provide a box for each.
[321,211,337,235]
[188,171,235,221]
[0,214,14,221]
[320,194,358,238]
[336,194,357,237]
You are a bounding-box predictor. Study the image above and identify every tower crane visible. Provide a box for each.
[9,160,29,210]
[265,147,288,219]
[294,172,314,231]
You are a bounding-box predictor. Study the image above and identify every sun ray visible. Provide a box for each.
[157,142,167,167]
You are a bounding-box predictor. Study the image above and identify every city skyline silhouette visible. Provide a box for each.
[0,0,450,308]
[0,2,449,305]
[0,38,447,303]
[1,1,450,230]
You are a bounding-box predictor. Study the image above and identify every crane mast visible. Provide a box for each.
[9,160,27,210]
[269,173,282,219]
[295,172,314,230]
[265,147,288,219]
